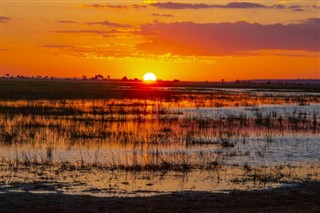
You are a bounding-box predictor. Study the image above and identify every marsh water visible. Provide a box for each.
[0,85,319,196]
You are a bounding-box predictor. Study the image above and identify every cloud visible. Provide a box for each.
[151,13,173,17]
[42,44,74,48]
[55,29,119,35]
[136,19,320,56]
[271,4,286,9]
[41,44,137,59]
[150,2,213,9]
[55,19,131,28]
[81,2,308,11]
[289,5,302,9]
[289,5,304,12]
[56,20,78,24]
[303,18,320,24]
[150,2,294,9]
[292,8,304,12]
[224,2,267,8]
[82,4,146,9]
[85,20,131,28]
[0,16,11,23]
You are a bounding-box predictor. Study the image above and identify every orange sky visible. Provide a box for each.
[1,0,319,81]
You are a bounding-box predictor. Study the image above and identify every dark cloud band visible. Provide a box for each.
[137,19,320,56]
[0,16,11,23]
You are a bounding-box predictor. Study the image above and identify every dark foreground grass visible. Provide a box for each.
[1,79,319,100]
[0,181,319,213]
[0,79,175,100]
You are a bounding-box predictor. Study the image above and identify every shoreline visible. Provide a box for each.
[1,181,319,212]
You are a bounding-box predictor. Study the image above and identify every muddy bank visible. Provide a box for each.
[0,181,319,213]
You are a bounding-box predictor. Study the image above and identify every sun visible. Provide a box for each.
[143,72,157,82]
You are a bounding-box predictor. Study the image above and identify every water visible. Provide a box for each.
[0,88,319,195]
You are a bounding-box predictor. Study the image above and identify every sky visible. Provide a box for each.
[1,0,319,81]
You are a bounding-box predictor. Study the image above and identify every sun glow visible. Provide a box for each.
[143,72,157,82]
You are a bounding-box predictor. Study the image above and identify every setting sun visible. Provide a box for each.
[143,72,157,82]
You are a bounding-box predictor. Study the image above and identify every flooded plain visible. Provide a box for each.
[0,84,319,196]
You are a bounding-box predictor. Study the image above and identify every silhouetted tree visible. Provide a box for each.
[122,76,128,81]
[94,74,104,80]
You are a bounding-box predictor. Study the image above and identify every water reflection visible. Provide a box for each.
[0,90,319,194]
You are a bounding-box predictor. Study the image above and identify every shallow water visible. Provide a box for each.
[0,88,319,195]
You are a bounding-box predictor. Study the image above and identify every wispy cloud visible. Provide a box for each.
[288,5,304,12]
[41,43,215,63]
[291,8,304,12]
[56,19,131,28]
[136,18,320,56]
[81,2,310,11]
[151,13,173,17]
[56,20,78,24]
[42,43,137,59]
[303,18,320,24]
[82,3,146,9]
[223,2,267,9]
[150,2,212,9]
[151,2,267,9]
[85,20,131,28]
[42,44,74,48]
[0,16,11,23]
[55,29,119,35]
